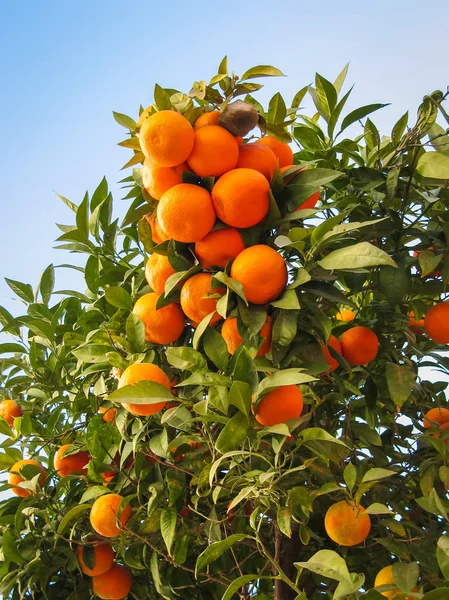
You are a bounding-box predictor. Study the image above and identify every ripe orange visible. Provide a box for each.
[132,293,185,345]
[142,158,187,201]
[408,311,425,328]
[77,544,115,577]
[140,110,194,167]
[145,253,176,294]
[99,406,117,423]
[336,309,355,322]
[54,444,89,477]
[324,500,371,546]
[374,565,415,599]
[180,273,225,326]
[92,564,132,600]
[157,183,216,243]
[195,111,220,128]
[254,385,303,426]
[90,493,132,538]
[230,245,287,305]
[0,399,22,426]
[145,212,170,245]
[257,136,293,167]
[194,227,245,269]
[423,407,449,429]
[9,459,46,498]
[222,315,272,356]
[321,335,342,372]
[340,326,379,366]
[211,168,270,228]
[425,303,449,344]
[235,136,243,146]
[236,143,277,181]
[118,363,172,416]
[187,125,239,177]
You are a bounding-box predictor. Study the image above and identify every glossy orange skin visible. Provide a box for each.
[9,459,46,498]
[336,309,355,322]
[324,500,371,546]
[254,385,303,427]
[118,363,171,416]
[230,245,287,305]
[92,564,132,599]
[194,111,220,128]
[423,407,449,429]
[0,399,22,426]
[99,406,117,423]
[321,335,342,372]
[54,444,90,477]
[187,125,239,177]
[236,142,277,181]
[194,227,245,270]
[145,253,176,294]
[257,136,293,167]
[77,544,115,577]
[180,273,225,326]
[374,565,416,599]
[132,293,185,345]
[340,326,379,366]
[142,158,187,201]
[425,303,449,344]
[222,315,272,357]
[145,212,170,245]
[90,494,132,538]
[140,110,194,167]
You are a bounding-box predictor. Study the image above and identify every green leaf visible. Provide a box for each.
[126,313,146,353]
[256,369,317,398]
[203,327,229,371]
[267,92,287,124]
[166,346,207,372]
[215,412,250,454]
[109,380,175,405]
[318,242,397,270]
[39,264,55,305]
[213,272,247,304]
[240,65,285,80]
[105,286,132,310]
[301,281,356,309]
[418,250,442,277]
[270,289,300,310]
[385,363,416,408]
[429,123,449,156]
[231,345,258,393]
[295,549,351,581]
[192,312,215,350]
[340,104,388,132]
[361,468,396,484]
[365,503,394,515]
[222,574,274,600]
[160,508,177,556]
[422,590,449,600]
[196,534,247,577]
[2,529,25,564]
[0,343,25,354]
[72,344,115,363]
[392,562,419,593]
[4,278,34,303]
[343,462,357,492]
[417,152,449,179]
[79,486,110,503]
[229,381,251,415]
[379,266,410,305]
[113,111,137,130]
[57,504,90,535]
[277,506,292,537]
[272,310,298,347]
[154,84,171,110]
[334,63,349,94]
[316,73,338,116]
[208,387,229,415]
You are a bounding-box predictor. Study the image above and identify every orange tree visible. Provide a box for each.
[0,58,449,600]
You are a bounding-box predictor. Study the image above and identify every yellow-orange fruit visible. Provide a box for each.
[180,273,225,326]
[425,303,449,344]
[374,565,416,599]
[340,326,379,366]
[187,125,239,177]
[336,309,355,322]
[140,110,194,167]
[90,494,132,538]
[321,335,342,373]
[408,311,425,328]
[194,228,245,270]
[236,143,277,181]
[92,564,132,599]
[0,399,22,426]
[157,183,216,243]
[423,407,449,429]
[9,459,46,498]
[145,212,170,245]
[211,168,270,228]
[118,363,171,416]
[257,136,293,167]
[142,158,187,201]
[54,444,89,477]
[99,406,117,423]
[222,315,272,357]
[194,111,220,128]
[230,245,287,305]
[254,385,303,426]
[145,253,176,294]
[77,544,115,577]
[324,500,371,546]
[132,293,185,345]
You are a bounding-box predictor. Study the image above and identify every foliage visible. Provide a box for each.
[0,58,449,600]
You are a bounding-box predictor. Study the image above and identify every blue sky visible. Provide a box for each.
[0,0,448,312]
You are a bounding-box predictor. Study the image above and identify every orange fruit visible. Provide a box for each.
[145,212,170,245]
[235,136,243,146]
[157,183,216,243]
[254,385,303,426]
[408,311,425,328]
[194,228,245,269]
[132,293,185,345]
[325,500,371,546]
[139,110,194,167]
[222,315,272,357]
[336,309,355,322]
[90,493,132,538]
[425,303,449,344]
[77,544,115,577]
[180,273,225,326]
[257,136,293,167]
[145,253,176,294]
[211,168,270,228]
[187,125,239,177]
[0,399,22,426]
[340,326,379,366]
[230,245,287,305]
[423,407,449,429]
[118,363,172,416]
[236,142,277,181]
[195,111,220,128]
[321,335,342,372]
[374,565,416,599]
[9,459,46,498]
[142,158,187,201]
[99,406,117,423]
[54,444,89,477]
[92,564,132,600]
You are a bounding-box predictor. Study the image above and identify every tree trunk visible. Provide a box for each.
[274,525,302,600]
